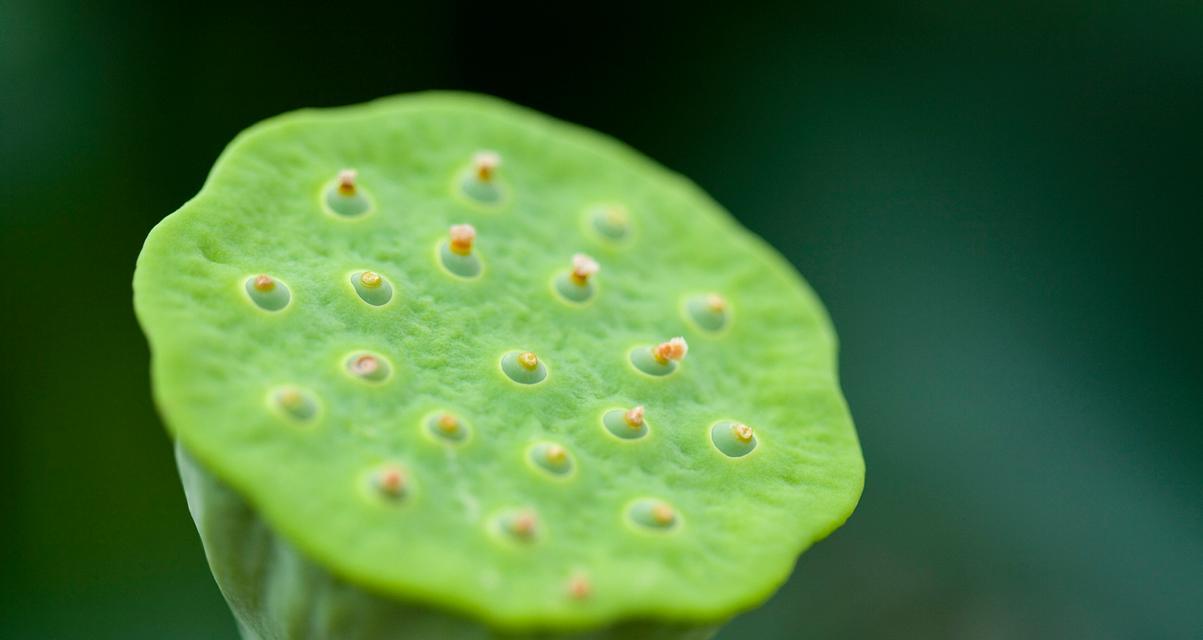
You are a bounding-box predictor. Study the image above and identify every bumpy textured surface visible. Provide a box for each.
[133,92,864,635]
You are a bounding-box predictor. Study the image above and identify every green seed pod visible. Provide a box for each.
[134,92,863,640]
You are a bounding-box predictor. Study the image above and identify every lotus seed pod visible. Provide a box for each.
[134,93,863,639]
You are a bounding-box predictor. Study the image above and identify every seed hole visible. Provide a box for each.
[627,498,680,532]
[344,351,392,383]
[602,406,648,440]
[685,293,730,333]
[244,274,291,311]
[528,442,574,477]
[324,168,372,218]
[426,411,470,444]
[269,385,319,422]
[501,350,548,385]
[438,224,483,279]
[629,337,687,377]
[711,420,758,458]
[553,253,599,304]
[351,270,394,306]
[587,204,630,243]
[458,150,505,206]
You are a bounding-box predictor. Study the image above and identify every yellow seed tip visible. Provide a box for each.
[517,351,539,370]
[337,169,358,195]
[570,253,600,284]
[437,414,459,433]
[653,337,688,364]
[545,444,567,464]
[252,274,275,292]
[651,503,675,526]
[624,405,645,427]
[360,271,382,288]
[473,150,501,181]
[568,575,592,600]
[732,423,754,443]
[449,223,477,255]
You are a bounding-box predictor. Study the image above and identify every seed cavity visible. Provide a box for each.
[528,442,574,477]
[553,253,599,304]
[588,204,630,242]
[351,270,394,306]
[324,168,372,218]
[602,405,649,440]
[711,420,758,458]
[371,464,409,501]
[344,351,391,383]
[685,293,730,333]
[495,508,539,543]
[567,574,592,600]
[244,274,291,311]
[501,350,548,385]
[458,150,505,206]
[270,385,319,422]
[426,411,470,444]
[629,337,688,377]
[627,498,680,532]
[438,223,483,279]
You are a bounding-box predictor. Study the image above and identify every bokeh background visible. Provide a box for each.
[3,1,1201,638]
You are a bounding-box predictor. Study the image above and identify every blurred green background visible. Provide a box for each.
[3,1,1201,638]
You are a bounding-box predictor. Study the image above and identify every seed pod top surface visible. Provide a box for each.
[133,92,864,631]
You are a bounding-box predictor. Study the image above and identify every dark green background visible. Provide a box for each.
[3,2,1200,638]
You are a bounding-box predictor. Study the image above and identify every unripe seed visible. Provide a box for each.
[710,420,759,458]
[270,385,318,422]
[351,270,394,306]
[630,337,688,377]
[602,406,649,440]
[439,224,483,278]
[627,498,680,532]
[324,168,371,217]
[244,274,291,311]
[501,350,549,385]
[553,253,599,304]
[529,442,574,477]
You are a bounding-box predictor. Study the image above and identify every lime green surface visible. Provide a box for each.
[133,92,863,634]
